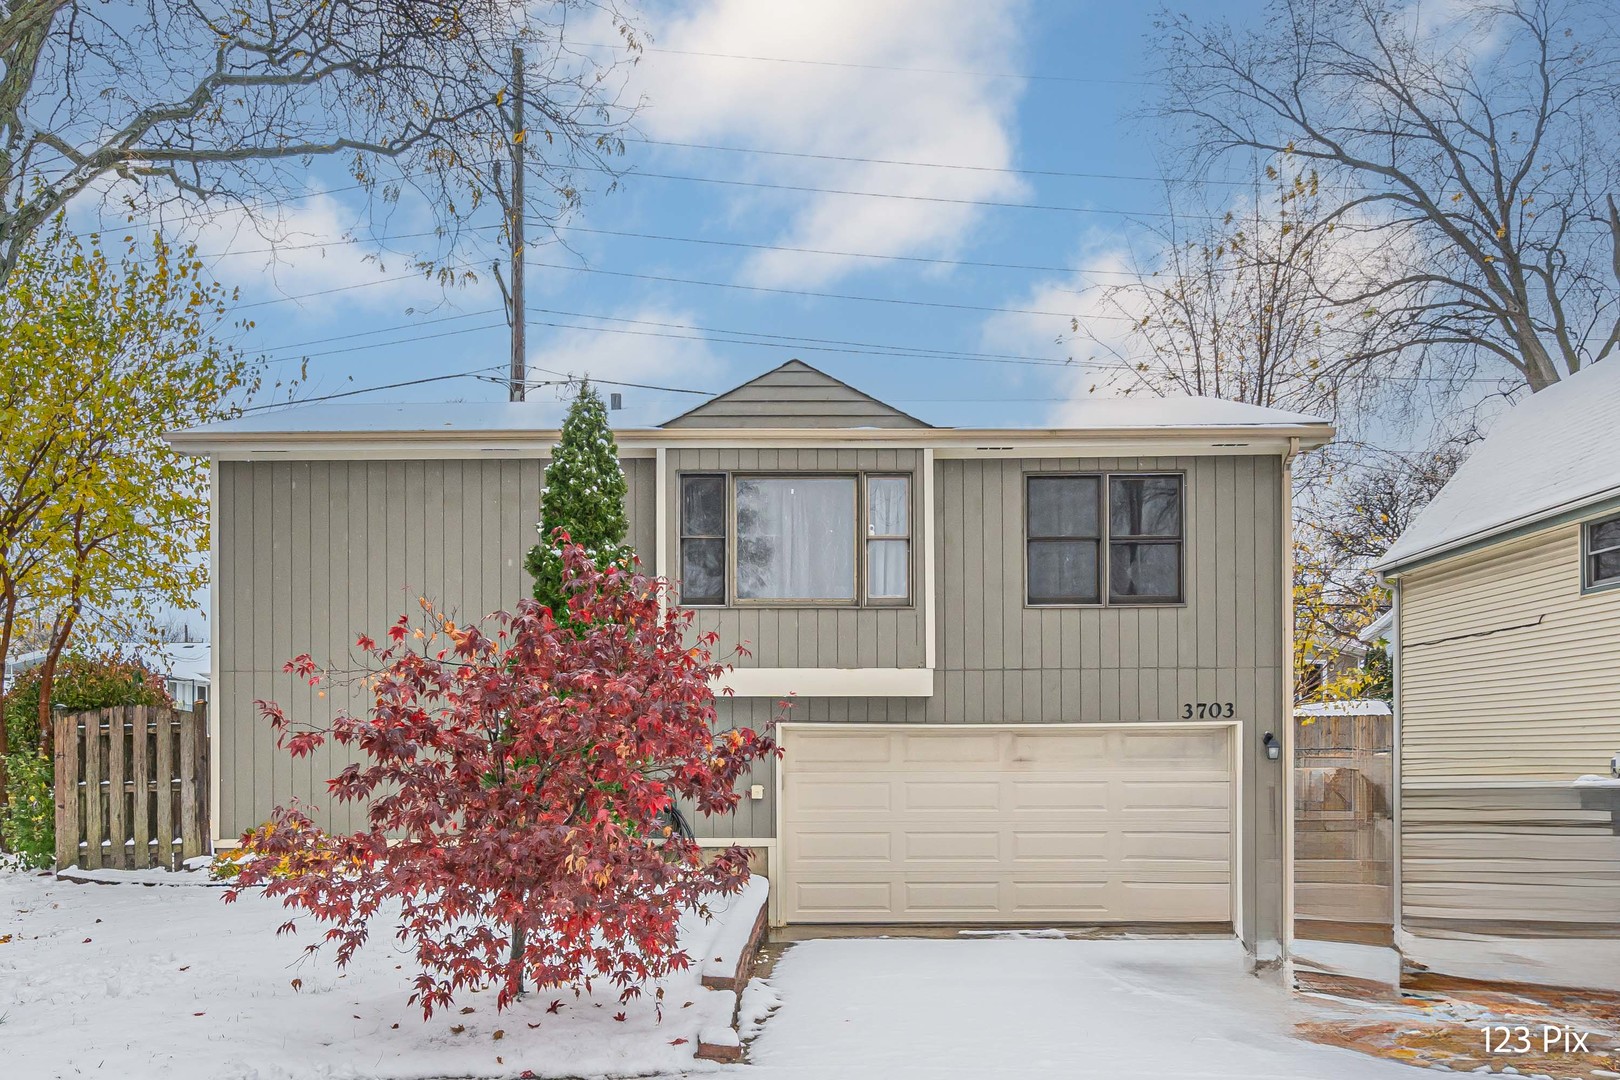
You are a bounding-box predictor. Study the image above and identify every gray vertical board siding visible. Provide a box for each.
[669,447,928,669]
[692,453,1290,944]
[663,360,930,429]
[215,455,661,837]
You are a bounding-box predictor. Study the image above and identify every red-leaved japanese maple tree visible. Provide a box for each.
[225,541,777,1017]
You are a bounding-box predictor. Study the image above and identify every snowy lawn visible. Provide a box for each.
[1,868,756,1080]
[741,936,1437,1080]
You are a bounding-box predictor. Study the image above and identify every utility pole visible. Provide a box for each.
[508,43,526,402]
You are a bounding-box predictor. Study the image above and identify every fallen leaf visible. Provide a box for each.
[81,938,91,943]
[546,1000,562,1014]
[291,978,302,991]
[178,965,190,972]
[391,1024,399,1030]
[496,1058,503,1066]
[352,1015,361,1020]
[682,1001,694,1009]
[670,1037,689,1046]
[450,1025,465,1035]
[460,1006,475,1014]
[527,1022,541,1029]
[492,1029,505,1041]
[0,935,11,944]
[613,1012,626,1022]
[193,1012,205,1017]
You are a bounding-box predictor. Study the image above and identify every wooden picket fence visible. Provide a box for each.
[52,705,209,872]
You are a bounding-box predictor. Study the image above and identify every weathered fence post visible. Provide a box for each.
[52,710,80,870]
[53,704,211,875]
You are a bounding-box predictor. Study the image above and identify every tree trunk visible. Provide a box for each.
[35,605,76,755]
[508,922,527,998]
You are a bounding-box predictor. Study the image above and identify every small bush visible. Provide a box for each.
[2,752,54,869]
[1,655,170,866]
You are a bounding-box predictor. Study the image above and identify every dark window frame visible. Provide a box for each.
[1024,471,1187,608]
[1584,512,1620,593]
[678,473,728,606]
[1024,474,1104,605]
[1106,474,1186,605]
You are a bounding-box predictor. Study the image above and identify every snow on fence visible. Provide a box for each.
[52,705,209,872]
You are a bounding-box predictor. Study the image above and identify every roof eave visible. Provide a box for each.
[1375,484,1620,578]
[166,421,1334,455]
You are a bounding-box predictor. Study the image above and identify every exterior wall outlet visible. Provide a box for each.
[749,784,765,800]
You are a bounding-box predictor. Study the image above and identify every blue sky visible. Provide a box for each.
[149,0,1271,432]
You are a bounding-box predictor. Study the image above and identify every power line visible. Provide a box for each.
[240,366,503,412]
[572,40,1154,87]
[551,223,1119,279]
[588,165,1192,220]
[524,259,1090,320]
[523,306,1073,368]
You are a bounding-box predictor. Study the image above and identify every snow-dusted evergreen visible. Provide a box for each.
[525,382,631,612]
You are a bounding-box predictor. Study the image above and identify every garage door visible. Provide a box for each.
[780,725,1234,924]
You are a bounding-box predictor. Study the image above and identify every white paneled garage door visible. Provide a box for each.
[780,724,1235,924]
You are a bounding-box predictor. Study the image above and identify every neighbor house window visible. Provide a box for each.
[866,475,911,602]
[679,474,727,605]
[1026,473,1184,606]
[736,477,857,600]
[1587,513,1620,590]
[1026,476,1103,605]
[1108,475,1184,603]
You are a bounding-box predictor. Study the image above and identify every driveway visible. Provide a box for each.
[737,935,1432,1079]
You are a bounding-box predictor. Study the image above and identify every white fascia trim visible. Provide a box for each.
[714,667,934,697]
[174,425,1333,459]
[922,448,937,670]
[208,458,221,852]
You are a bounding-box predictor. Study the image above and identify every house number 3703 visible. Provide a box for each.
[1181,702,1234,719]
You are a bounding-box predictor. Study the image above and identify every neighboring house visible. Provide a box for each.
[168,359,1332,957]
[3,649,47,691]
[114,642,211,711]
[1374,358,1620,988]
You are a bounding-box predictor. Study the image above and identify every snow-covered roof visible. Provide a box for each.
[1294,699,1392,717]
[172,396,1329,438]
[1377,360,1620,572]
[114,642,210,685]
[1357,609,1394,644]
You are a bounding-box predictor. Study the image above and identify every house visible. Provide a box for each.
[167,359,1332,957]
[1374,358,1620,988]
[114,642,211,711]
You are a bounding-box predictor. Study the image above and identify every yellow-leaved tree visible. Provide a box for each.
[0,216,258,801]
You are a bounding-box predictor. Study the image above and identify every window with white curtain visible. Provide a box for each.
[736,477,857,600]
[866,475,910,602]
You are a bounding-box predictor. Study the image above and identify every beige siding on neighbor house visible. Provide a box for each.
[1397,522,1620,936]
[1398,523,1620,782]
[214,457,654,839]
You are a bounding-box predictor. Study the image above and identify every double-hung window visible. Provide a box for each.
[1025,472,1184,606]
[1026,476,1103,605]
[1586,513,1620,590]
[1108,475,1184,603]
[866,475,911,602]
[678,472,912,605]
[679,474,727,605]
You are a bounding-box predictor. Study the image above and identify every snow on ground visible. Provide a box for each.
[1,869,750,1080]
[739,936,1435,1080]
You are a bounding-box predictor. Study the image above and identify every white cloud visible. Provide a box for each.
[977,233,1144,421]
[633,0,1030,287]
[185,192,461,316]
[522,305,731,426]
